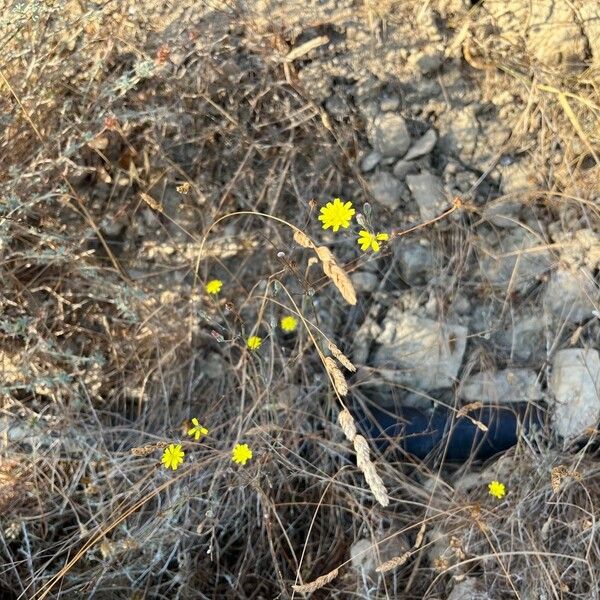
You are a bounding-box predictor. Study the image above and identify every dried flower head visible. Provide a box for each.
[280,315,298,332]
[187,418,208,441]
[232,443,253,465]
[161,444,185,471]
[246,336,262,350]
[205,279,223,295]
[318,198,355,232]
[357,230,389,252]
[488,480,506,499]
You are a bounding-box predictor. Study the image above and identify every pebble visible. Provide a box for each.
[368,112,411,157]
[403,128,438,161]
[368,171,403,209]
[405,172,447,221]
[361,151,382,173]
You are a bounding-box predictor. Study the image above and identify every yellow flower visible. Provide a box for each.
[247,335,262,350]
[357,231,389,252]
[161,444,185,471]
[280,315,298,332]
[232,443,253,465]
[187,418,208,441]
[318,198,355,232]
[205,279,223,295]
[488,480,506,499]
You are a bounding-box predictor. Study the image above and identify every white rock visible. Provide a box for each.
[479,228,553,293]
[392,159,418,180]
[350,534,409,576]
[406,172,448,221]
[543,268,598,323]
[404,129,438,161]
[459,368,543,403]
[367,113,411,157]
[373,309,467,390]
[396,240,436,284]
[493,313,546,362]
[552,229,600,270]
[361,151,382,173]
[549,349,600,440]
[368,171,403,209]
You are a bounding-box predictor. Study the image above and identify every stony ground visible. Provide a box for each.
[1,0,600,598]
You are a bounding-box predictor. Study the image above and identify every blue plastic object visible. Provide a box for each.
[355,402,545,461]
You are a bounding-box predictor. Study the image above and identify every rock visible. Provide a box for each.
[325,93,349,120]
[479,228,553,293]
[392,159,418,180]
[447,577,491,600]
[367,113,411,157]
[543,268,598,323]
[373,309,467,390]
[351,271,379,293]
[406,172,448,221]
[361,151,382,173]
[415,51,443,75]
[493,312,546,362]
[368,171,403,209]
[396,240,436,285]
[379,95,400,112]
[481,198,523,228]
[353,314,383,365]
[403,129,438,161]
[500,161,538,196]
[459,368,543,403]
[549,349,600,440]
[581,5,600,66]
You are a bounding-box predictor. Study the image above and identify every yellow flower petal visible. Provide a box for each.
[280,315,298,332]
[232,443,253,465]
[205,279,223,295]
[161,444,185,470]
[247,336,262,350]
[318,197,355,232]
[488,480,506,499]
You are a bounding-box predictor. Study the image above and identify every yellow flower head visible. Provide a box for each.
[187,418,208,441]
[161,443,185,471]
[318,198,355,232]
[488,480,506,499]
[247,335,262,350]
[205,279,223,295]
[232,443,253,465]
[280,315,298,333]
[357,231,389,252]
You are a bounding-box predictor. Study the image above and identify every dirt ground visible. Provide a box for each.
[1,0,600,598]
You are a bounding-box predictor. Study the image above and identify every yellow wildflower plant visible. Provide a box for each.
[161,444,185,471]
[280,315,298,332]
[187,418,208,441]
[205,279,223,295]
[318,198,355,232]
[232,443,253,465]
[488,480,506,499]
[247,335,262,350]
[357,230,389,252]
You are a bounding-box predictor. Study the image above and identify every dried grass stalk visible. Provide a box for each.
[456,402,483,418]
[140,192,164,213]
[414,522,426,549]
[324,356,348,396]
[327,340,356,372]
[338,409,357,442]
[315,246,357,305]
[293,230,314,249]
[292,567,339,593]
[376,551,411,573]
[353,434,389,507]
[130,442,167,456]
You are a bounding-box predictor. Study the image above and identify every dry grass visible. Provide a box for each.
[1,0,599,598]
